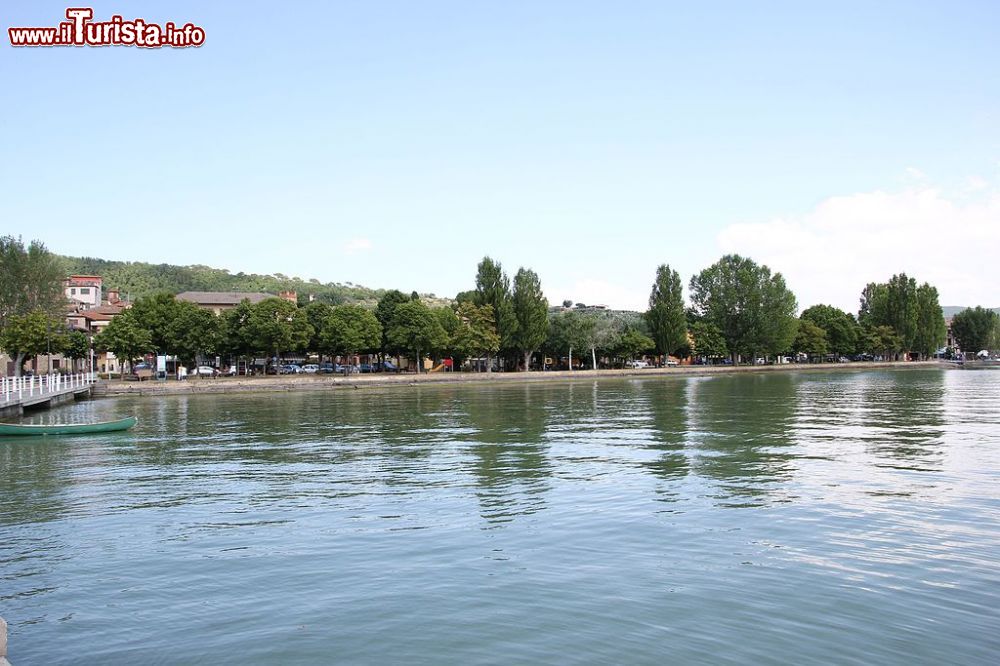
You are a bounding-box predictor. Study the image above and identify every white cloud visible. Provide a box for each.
[343,237,373,254]
[716,177,1000,313]
[965,175,988,192]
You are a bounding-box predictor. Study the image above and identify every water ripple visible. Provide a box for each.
[1,369,999,664]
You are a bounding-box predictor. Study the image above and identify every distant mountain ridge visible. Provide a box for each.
[57,255,431,306]
[941,306,1000,317]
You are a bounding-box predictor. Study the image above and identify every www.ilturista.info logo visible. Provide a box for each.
[8,8,205,48]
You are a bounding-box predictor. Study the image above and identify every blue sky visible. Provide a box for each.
[3,1,998,311]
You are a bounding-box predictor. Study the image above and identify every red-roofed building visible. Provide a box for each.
[64,275,103,310]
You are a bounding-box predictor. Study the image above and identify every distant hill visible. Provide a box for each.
[942,306,1000,318]
[58,255,448,307]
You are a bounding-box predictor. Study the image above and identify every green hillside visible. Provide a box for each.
[941,306,1000,318]
[58,255,413,306]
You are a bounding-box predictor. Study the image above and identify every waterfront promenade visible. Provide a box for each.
[0,373,96,417]
[95,361,941,397]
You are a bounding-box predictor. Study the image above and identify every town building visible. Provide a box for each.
[944,317,960,353]
[64,275,103,310]
[176,291,274,316]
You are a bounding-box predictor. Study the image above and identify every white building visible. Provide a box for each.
[64,275,103,310]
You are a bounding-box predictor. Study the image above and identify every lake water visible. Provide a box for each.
[2,369,999,664]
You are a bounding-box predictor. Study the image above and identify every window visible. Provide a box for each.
[80,288,90,295]
[70,288,77,295]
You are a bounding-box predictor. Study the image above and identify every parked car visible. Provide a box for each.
[319,362,336,374]
[192,365,217,377]
[133,362,153,371]
[301,364,320,374]
[378,360,398,372]
[279,364,302,374]
[665,359,679,367]
[625,360,649,369]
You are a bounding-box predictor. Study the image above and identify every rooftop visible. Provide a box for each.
[176,291,273,306]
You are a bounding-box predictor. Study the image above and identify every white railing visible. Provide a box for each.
[0,372,97,406]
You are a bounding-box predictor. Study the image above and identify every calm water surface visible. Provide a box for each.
[2,369,999,664]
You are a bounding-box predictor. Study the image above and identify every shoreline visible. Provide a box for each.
[93,360,944,398]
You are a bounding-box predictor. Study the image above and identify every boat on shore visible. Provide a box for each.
[0,416,137,436]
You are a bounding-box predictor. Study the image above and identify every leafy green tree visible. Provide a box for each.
[452,303,501,369]
[130,293,182,353]
[62,330,91,371]
[912,283,946,358]
[645,264,688,360]
[859,274,917,347]
[590,315,621,369]
[690,321,728,359]
[248,298,313,364]
[454,290,477,305]
[689,255,798,362]
[511,268,549,371]
[303,301,333,355]
[432,307,461,362]
[93,310,153,380]
[320,305,382,367]
[546,310,595,370]
[801,305,859,356]
[859,274,945,357]
[951,306,999,354]
[793,319,829,357]
[433,306,460,339]
[221,299,259,362]
[166,301,223,368]
[862,325,903,359]
[0,311,66,375]
[615,328,655,362]
[474,257,518,358]
[375,290,411,359]
[385,301,449,373]
[0,237,66,330]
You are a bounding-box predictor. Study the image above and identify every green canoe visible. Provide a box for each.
[0,416,137,436]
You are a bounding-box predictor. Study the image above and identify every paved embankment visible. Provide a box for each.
[1,615,9,666]
[94,361,943,398]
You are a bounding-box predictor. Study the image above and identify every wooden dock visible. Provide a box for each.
[0,373,96,418]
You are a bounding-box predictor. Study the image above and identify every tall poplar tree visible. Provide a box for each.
[859,274,945,358]
[0,236,65,328]
[474,257,518,367]
[511,268,549,371]
[913,283,946,358]
[645,264,687,360]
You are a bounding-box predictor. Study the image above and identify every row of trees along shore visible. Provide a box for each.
[2,236,997,377]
